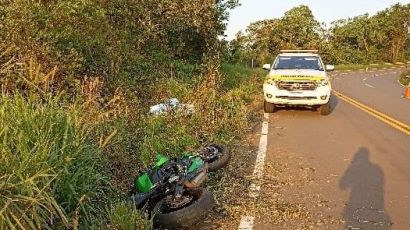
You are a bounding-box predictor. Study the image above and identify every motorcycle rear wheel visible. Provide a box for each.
[153,188,214,228]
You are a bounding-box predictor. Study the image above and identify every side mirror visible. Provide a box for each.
[262,64,271,70]
[325,65,335,71]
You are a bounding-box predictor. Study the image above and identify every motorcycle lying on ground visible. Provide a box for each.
[130,144,230,228]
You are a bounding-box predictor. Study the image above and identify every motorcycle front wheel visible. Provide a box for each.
[201,144,231,172]
[153,188,215,228]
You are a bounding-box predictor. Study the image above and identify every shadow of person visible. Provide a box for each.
[339,147,392,229]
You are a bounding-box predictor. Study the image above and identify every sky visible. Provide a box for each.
[225,0,410,40]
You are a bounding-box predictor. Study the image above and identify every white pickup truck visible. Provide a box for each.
[263,50,334,115]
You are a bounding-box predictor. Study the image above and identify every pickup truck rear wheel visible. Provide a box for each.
[320,102,330,116]
[264,101,276,113]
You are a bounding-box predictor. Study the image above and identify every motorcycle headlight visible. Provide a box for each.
[320,79,329,86]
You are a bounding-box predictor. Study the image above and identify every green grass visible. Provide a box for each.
[0,94,108,229]
[138,115,199,165]
[135,64,263,164]
[108,202,150,230]
[221,63,265,90]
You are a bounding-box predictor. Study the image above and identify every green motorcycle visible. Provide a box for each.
[130,144,230,228]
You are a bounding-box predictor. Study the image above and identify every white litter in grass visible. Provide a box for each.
[150,98,195,115]
[238,216,255,230]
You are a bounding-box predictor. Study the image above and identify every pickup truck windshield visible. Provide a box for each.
[274,56,323,71]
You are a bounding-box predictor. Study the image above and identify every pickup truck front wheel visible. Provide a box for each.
[264,101,276,113]
[320,102,330,116]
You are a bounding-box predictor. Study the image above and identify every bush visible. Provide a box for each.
[221,63,256,90]
[0,94,108,229]
[399,70,410,86]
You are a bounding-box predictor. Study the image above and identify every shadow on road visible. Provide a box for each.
[339,147,392,229]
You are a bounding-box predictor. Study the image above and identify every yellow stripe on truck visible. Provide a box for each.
[264,74,324,83]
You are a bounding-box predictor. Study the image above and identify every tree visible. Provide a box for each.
[0,0,238,94]
[278,5,321,49]
[231,4,410,66]
[329,3,410,63]
[229,5,322,66]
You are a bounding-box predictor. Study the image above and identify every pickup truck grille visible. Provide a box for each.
[277,81,317,91]
[276,96,317,100]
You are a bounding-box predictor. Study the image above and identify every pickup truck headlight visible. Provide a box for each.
[265,79,275,85]
[320,79,329,86]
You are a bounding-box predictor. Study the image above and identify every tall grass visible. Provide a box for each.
[220,63,258,90]
[0,94,108,229]
[108,202,150,230]
[0,52,263,229]
[134,63,263,164]
[138,115,199,165]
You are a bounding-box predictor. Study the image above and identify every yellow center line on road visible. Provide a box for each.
[333,90,410,136]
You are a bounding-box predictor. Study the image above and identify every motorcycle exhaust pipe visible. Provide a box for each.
[184,171,208,188]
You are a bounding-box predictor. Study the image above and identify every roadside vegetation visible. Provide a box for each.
[0,94,111,229]
[399,70,410,86]
[228,4,410,66]
[335,63,409,71]
[0,1,265,229]
[0,59,262,229]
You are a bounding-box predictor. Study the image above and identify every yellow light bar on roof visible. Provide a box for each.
[280,50,319,53]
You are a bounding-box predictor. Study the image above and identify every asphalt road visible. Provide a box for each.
[332,68,410,124]
[251,68,410,230]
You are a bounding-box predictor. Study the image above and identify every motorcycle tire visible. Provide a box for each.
[205,144,231,172]
[153,188,215,228]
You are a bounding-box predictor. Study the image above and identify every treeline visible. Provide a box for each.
[227,4,410,66]
[0,0,236,96]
